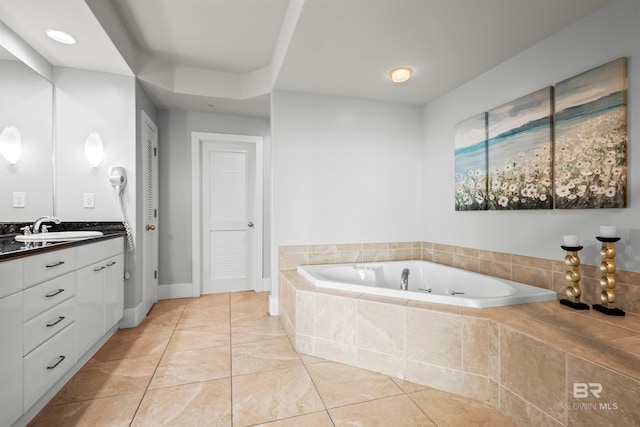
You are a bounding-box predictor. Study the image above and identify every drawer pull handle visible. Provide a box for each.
[45,289,65,298]
[47,355,66,370]
[46,316,66,327]
[45,261,65,268]
[94,266,106,272]
[106,261,117,267]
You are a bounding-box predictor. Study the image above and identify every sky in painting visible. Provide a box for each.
[488,87,551,138]
[454,112,486,149]
[555,58,626,112]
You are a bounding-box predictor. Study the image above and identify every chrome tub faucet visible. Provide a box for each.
[400,268,410,290]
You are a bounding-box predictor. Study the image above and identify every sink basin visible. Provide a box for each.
[15,231,104,242]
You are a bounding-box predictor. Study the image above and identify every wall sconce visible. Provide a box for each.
[84,131,104,167]
[0,125,22,164]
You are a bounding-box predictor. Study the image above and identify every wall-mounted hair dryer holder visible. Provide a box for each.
[109,166,127,194]
[109,165,134,254]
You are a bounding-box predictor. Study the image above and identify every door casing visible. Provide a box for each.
[191,131,263,297]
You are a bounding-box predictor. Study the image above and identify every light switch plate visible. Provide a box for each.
[13,192,25,208]
[83,193,95,208]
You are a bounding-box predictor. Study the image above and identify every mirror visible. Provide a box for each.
[0,44,54,222]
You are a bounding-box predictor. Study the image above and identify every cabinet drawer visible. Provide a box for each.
[24,273,75,321]
[24,297,75,356]
[105,237,124,258]
[23,323,76,410]
[24,247,75,288]
[0,258,23,298]
[76,241,107,269]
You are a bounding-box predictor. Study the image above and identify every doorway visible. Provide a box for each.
[191,132,263,296]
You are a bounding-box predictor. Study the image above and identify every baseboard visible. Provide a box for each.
[158,283,194,300]
[269,295,279,316]
[119,300,152,328]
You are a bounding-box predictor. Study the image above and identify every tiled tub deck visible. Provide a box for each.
[279,244,640,427]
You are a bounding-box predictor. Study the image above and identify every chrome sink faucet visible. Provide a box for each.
[400,268,410,290]
[30,216,61,234]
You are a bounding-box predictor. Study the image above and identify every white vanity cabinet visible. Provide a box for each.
[76,262,106,357]
[23,297,75,356]
[23,322,77,410]
[0,258,24,427]
[23,247,76,289]
[104,254,125,333]
[23,272,75,326]
[20,248,78,416]
[75,237,124,357]
[0,235,125,427]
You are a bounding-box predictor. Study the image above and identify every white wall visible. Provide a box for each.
[271,91,424,302]
[157,110,271,291]
[422,0,640,271]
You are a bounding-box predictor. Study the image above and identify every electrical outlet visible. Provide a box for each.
[13,192,26,208]
[83,193,95,208]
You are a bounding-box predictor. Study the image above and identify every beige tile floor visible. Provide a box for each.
[29,292,517,426]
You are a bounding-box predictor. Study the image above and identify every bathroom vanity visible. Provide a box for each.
[0,233,125,427]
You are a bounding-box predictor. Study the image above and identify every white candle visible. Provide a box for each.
[599,226,617,238]
[563,235,579,246]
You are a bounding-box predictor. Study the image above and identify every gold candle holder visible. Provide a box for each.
[593,237,625,316]
[559,245,589,310]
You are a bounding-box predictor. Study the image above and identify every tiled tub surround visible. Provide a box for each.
[279,243,640,426]
[278,242,640,315]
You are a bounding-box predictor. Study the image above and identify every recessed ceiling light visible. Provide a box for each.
[46,29,77,45]
[389,67,413,83]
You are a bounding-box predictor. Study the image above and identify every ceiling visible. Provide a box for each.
[0,0,613,118]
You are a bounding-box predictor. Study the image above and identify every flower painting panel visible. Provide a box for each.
[487,87,553,210]
[454,113,488,211]
[554,57,627,209]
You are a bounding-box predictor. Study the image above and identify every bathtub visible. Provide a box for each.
[297,260,558,308]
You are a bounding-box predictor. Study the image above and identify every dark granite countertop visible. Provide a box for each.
[0,222,126,262]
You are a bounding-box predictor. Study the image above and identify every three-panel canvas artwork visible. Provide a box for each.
[454,57,628,211]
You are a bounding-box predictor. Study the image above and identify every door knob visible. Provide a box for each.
[147,225,156,231]
[247,222,254,228]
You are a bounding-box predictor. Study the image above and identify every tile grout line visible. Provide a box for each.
[258,279,332,425]
[403,391,440,426]
[127,300,187,426]
[226,292,237,427]
[290,336,336,426]
[564,351,569,426]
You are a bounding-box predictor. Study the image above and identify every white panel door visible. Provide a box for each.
[202,141,256,293]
